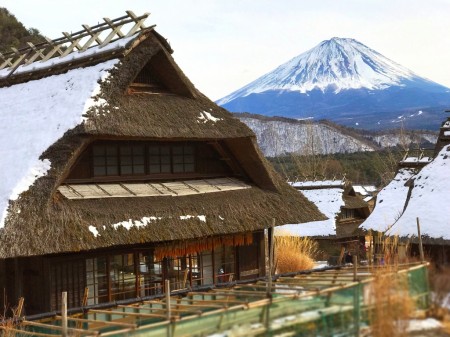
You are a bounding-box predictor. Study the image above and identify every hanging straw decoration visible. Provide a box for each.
[154,232,253,260]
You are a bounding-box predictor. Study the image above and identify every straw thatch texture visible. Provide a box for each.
[0,157,323,258]
[79,32,254,140]
[343,194,369,210]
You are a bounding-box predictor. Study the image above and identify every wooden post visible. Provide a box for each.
[165,280,172,337]
[417,218,425,263]
[353,255,358,282]
[182,268,189,288]
[267,223,274,298]
[61,292,68,337]
[165,280,171,320]
[338,246,345,265]
[14,297,24,318]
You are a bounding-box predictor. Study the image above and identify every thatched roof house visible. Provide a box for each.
[361,111,450,251]
[0,12,324,314]
[276,179,369,239]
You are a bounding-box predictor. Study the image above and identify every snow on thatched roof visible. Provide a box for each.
[360,168,415,233]
[276,187,344,237]
[290,179,344,189]
[0,60,119,227]
[387,144,450,241]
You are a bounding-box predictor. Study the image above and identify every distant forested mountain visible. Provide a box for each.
[0,8,45,52]
[236,113,438,157]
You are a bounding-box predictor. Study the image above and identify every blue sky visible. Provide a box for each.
[3,0,450,100]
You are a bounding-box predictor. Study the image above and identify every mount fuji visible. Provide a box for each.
[217,38,450,130]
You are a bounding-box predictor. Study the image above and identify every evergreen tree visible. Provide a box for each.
[0,8,45,53]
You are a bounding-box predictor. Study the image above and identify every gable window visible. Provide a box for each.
[66,141,234,183]
[93,145,118,176]
[120,145,145,175]
[149,145,171,174]
[172,145,195,173]
[340,208,355,220]
[92,143,197,177]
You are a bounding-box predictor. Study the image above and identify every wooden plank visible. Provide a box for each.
[55,315,137,328]
[70,184,107,198]
[123,183,165,196]
[97,328,134,337]
[161,182,194,196]
[118,304,200,315]
[89,309,169,319]
[57,185,90,199]
[184,180,220,193]
[0,327,59,337]
[98,184,133,197]
[22,321,97,335]
[60,34,83,56]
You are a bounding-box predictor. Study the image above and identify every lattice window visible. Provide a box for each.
[93,145,118,176]
[148,145,171,173]
[138,252,163,296]
[340,208,355,220]
[86,257,109,305]
[173,145,195,173]
[110,254,136,301]
[120,144,145,175]
[49,259,85,310]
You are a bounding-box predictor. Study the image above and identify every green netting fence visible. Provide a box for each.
[13,264,430,337]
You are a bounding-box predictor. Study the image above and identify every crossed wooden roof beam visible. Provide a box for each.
[0,11,151,77]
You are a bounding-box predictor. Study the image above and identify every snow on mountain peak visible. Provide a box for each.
[218,37,420,104]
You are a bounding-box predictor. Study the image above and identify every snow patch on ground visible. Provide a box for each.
[407,318,442,332]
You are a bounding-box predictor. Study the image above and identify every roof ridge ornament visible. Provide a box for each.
[0,11,151,77]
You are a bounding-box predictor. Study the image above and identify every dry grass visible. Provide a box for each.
[372,232,411,265]
[367,266,415,337]
[274,235,319,273]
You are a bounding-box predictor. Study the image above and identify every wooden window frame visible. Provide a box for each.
[89,141,198,180]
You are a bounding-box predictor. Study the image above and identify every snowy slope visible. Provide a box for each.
[388,145,450,239]
[238,116,376,156]
[360,168,415,233]
[276,187,344,237]
[0,60,118,227]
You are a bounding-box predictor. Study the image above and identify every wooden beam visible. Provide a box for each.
[22,320,97,335]
[55,315,137,328]
[89,309,169,319]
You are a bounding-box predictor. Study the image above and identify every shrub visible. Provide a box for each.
[274,235,319,273]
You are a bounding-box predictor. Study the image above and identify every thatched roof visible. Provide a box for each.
[0,15,325,258]
[276,180,369,238]
[387,144,450,244]
[434,113,450,156]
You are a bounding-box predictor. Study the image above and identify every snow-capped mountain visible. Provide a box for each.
[218,38,450,130]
